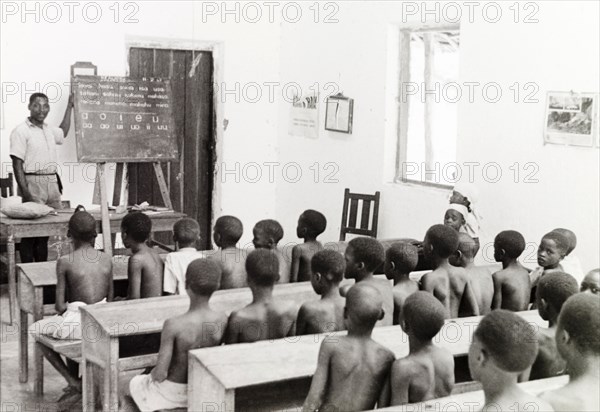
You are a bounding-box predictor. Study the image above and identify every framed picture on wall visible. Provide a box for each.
[544,91,598,147]
[325,93,353,133]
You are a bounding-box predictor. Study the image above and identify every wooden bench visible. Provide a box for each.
[368,375,568,411]
[187,310,545,411]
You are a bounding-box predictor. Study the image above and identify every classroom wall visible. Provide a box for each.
[274,1,600,271]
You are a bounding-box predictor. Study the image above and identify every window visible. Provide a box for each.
[391,27,460,186]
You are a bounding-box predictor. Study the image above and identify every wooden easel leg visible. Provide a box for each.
[97,164,113,256]
[152,162,173,210]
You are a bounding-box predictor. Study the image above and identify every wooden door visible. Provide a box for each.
[128,48,215,249]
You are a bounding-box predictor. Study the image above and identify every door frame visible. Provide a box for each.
[124,35,224,243]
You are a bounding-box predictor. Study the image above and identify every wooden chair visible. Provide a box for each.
[339,188,381,241]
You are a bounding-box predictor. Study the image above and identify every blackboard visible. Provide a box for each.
[72,75,178,162]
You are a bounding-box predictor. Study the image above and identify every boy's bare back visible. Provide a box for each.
[392,281,419,325]
[420,269,450,313]
[530,328,566,380]
[208,248,247,289]
[225,299,297,343]
[362,278,394,326]
[161,309,227,383]
[390,346,454,404]
[292,241,324,283]
[129,248,164,298]
[315,337,395,411]
[492,266,531,311]
[275,250,291,284]
[464,266,494,315]
[422,266,476,318]
[61,247,112,304]
[296,297,345,335]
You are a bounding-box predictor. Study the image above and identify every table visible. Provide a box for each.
[1,210,185,324]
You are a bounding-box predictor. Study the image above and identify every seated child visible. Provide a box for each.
[450,233,494,315]
[303,283,395,411]
[449,182,482,246]
[344,237,394,326]
[224,249,297,343]
[469,310,553,411]
[491,230,531,311]
[384,242,419,325]
[163,218,204,295]
[207,215,247,289]
[551,228,584,284]
[291,209,326,282]
[121,212,164,299]
[580,269,600,295]
[253,219,290,283]
[530,272,579,380]
[30,211,113,402]
[390,292,454,405]
[420,225,479,318]
[530,231,570,305]
[129,259,227,411]
[540,293,600,412]
[296,250,346,335]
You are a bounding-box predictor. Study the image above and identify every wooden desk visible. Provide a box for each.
[17,256,132,384]
[187,311,546,411]
[1,210,185,325]
[369,375,568,411]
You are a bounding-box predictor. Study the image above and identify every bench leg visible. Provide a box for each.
[34,341,44,396]
[7,238,17,325]
[19,310,28,382]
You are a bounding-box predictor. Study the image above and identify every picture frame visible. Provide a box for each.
[325,93,353,134]
[543,91,598,148]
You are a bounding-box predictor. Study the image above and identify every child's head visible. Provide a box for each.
[444,204,467,232]
[68,211,97,244]
[213,215,243,247]
[551,228,577,255]
[185,258,222,297]
[121,212,152,247]
[537,232,569,269]
[493,230,526,262]
[556,293,600,362]
[344,283,384,331]
[296,209,327,240]
[384,242,418,280]
[344,237,385,279]
[536,272,579,322]
[449,233,479,267]
[246,249,280,287]
[469,310,538,381]
[423,224,459,260]
[310,250,345,295]
[173,218,200,247]
[252,219,284,250]
[580,269,600,295]
[401,291,448,341]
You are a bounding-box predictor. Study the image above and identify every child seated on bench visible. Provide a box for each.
[296,250,345,335]
[207,215,247,289]
[530,231,570,306]
[551,228,584,284]
[129,259,227,411]
[29,211,113,403]
[291,209,326,282]
[224,249,297,343]
[469,310,553,411]
[420,225,479,318]
[540,293,600,412]
[121,212,164,299]
[252,219,290,283]
[450,233,493,315]
[303,283,395,411]
[530,272,578,380]
[384,242,419,325]
[344,237,394,326]
[389,291,454,405]
[163,217,204,295]
[491,230,531,311]
[580,269,600,295]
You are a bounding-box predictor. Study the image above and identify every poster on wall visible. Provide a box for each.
[544,91,598,147]
[325,93,354,134]
[289,92,319,139]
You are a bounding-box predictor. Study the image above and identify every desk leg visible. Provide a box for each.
[32,289,44,394]
[19,309,28,382]
[189,357,235,412]
[83,360,95,412]
[102,339,119,412]
[7,237,17,325]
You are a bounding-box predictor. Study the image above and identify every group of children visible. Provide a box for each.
[30,200,599,411]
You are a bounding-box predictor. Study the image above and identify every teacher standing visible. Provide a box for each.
[9,92,74,262]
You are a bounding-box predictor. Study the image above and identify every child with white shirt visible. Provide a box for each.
[163,218,204,295]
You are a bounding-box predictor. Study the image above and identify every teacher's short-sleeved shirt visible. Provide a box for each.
[10,118,64,174]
